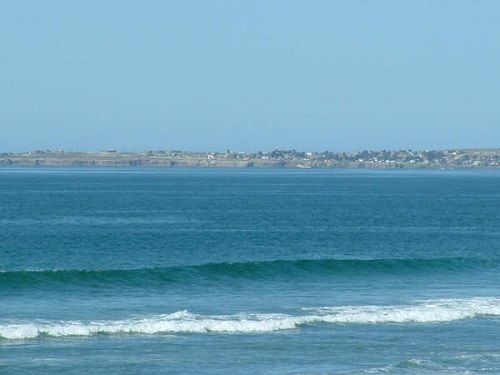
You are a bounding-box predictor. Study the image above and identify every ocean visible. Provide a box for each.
[0,168,499,374]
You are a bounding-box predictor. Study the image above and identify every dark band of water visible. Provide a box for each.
[2,257,497,291]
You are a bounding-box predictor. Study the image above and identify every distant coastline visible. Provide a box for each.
[1,148,499,169]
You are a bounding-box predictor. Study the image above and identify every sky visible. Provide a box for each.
[0,0,499,152]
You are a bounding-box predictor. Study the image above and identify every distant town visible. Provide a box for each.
[1,148,500,168]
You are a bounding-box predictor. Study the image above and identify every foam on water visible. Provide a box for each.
[1,298,499,340]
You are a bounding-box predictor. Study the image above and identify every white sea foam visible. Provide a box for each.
[302,297,500,324]
[1,298,499,340]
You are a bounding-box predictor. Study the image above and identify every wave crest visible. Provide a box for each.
[1,297,499,340]
[1,257,496,290]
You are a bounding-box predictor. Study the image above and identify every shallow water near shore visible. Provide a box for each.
[1,168,499,374]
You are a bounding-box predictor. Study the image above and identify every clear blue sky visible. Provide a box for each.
[1,0,499,152]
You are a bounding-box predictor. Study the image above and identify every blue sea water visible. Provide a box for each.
[0,168,499,374]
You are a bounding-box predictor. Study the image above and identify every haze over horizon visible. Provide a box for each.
[1,1,499,152]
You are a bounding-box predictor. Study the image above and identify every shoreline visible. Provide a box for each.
[1,148,499,169]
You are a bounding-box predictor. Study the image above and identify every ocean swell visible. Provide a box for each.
[1,257,496,290]
[1,298,499,340]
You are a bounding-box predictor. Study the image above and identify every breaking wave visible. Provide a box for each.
[1,297,499,340]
